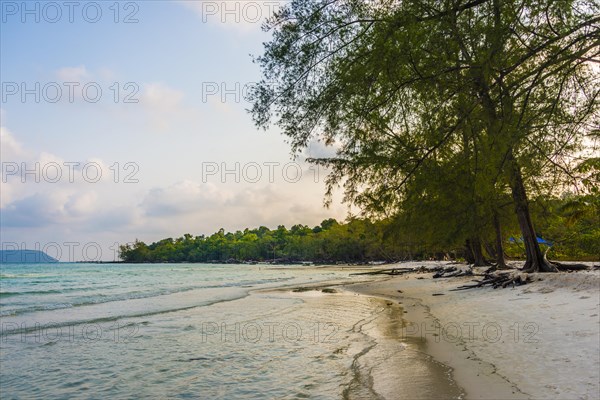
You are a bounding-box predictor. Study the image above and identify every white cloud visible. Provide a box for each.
[97,67,117,82]
[0,126,27,160]
[141,180,224,217]
[0,121,125,214]
[1,191,68,227]
[140,83,189,132]
[64,191,98,217]
[55,65,90,82]
[1,127,344,237]
[141,83,184,110]
[37,151,65,166]
[1,126,29,207]
[52,65,122,104]
[136,177,347,238]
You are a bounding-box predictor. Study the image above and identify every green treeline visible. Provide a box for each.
[120,194,598,263]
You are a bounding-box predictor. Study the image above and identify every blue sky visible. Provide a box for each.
[1,1,346,261]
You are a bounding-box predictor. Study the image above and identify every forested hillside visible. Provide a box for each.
[120,194,598,263]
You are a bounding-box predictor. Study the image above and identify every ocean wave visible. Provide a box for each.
[0,293,250,337]
[0,289,64,297]
[0,277,293,317]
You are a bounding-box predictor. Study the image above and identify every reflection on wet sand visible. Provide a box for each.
[291,290,464,400]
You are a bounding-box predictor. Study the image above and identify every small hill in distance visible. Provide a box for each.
[0,250,59,264]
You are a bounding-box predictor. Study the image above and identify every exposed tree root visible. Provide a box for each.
[432,266,473,278]
[352,262,594,292]
[552,262,592,271]
[521,247,565,273]
[521,260,559,273]
[350,267,420,276]
[484,263,516,274]
[518,251,592,272]
[451,272,531,290]
[352,264,479,277]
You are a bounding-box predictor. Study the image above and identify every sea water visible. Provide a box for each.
[0,263,463,399]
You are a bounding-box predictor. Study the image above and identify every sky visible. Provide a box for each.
[0,0,348,261]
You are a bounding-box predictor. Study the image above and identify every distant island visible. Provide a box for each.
[0,250,59,264]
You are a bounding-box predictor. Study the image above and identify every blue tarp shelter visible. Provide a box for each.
[508,236,552,245]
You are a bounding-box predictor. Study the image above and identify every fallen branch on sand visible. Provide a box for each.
[451,272,531,290]
[350,267,427,276]
[351,262,595,291]
[432,266,473,278]
[351,265,476,278]
[552,261,592,271]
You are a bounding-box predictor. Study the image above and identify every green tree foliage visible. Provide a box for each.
[532,194,600,260]
[249,0,599,272]
[120,219,384,263]
[119,200,599,263]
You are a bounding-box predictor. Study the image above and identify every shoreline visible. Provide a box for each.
[336,262,599,399]
[3,262,597,398]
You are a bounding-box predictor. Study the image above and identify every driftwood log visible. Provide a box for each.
[451,272,531,290]
[350,266,434,276]
[553,262,591,271]
[350,262,595,291]
[432,266,473,278]
[350,265,476,278]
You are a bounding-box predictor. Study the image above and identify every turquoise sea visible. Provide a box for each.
[0,263,463,399]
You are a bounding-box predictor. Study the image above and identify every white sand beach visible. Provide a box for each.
[342,262,600,399]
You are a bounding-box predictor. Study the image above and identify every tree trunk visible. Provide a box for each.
[464,240,475,264]
[507,153,557,272]
[492,211,508,269]
[483,241,497,260]
[466,238,487,266]
[455,0,555,272]
[472,237,488,266]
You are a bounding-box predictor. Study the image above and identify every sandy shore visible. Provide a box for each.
[341,262,600,400]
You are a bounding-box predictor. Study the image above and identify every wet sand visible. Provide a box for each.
[342,281,523,399]
[271,261,599,399]
[275,286,466,399]
[339,296,465,400]
[338,262,599,400]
